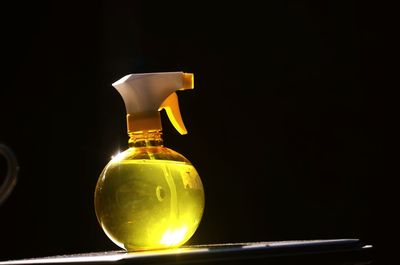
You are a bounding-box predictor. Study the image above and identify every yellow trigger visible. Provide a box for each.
[159,92,187,135]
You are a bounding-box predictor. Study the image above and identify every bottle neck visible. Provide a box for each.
[128,130,164,148]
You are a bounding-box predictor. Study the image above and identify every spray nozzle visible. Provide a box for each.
[112,72,194,135]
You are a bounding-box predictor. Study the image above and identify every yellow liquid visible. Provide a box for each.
[94,149,204,251]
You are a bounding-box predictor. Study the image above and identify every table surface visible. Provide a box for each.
[0,239,373,265]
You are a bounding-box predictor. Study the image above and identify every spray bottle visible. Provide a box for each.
[94,72,205,251]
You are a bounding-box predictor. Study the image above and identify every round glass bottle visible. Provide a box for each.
[95,130,204,251]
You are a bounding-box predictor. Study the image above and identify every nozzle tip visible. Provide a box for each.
[182,73,194,89]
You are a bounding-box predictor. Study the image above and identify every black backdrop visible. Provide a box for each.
[0,0,390,261]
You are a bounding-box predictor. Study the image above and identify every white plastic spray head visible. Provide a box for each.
[112,71,194,135]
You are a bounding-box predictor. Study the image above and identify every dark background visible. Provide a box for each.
[0,0,392,262]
